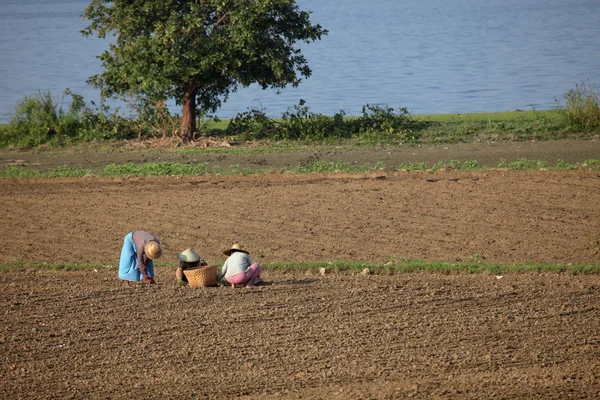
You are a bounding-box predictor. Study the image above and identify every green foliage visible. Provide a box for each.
[498,158,546,170]
[291,160,383,174]
[5,157,598,179]
[226,101,425,142]
[398,161,428,171]
[102,162,208,176]
[0,89,143,147]
[556,81,600,131]
[461,160,479,170]
[226,107,278,140]
[355,104,420,144]
[1,90,71,147]
[278,100,351,140]
[81,0,327,138]
[470,252,487,263]
[0,165,92,178]
[260,260,600,275]
[414,109,586,143]
[554,159,578,170]
[3,259,600,274]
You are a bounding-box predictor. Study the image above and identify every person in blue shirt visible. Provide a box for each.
[118,230,162,285]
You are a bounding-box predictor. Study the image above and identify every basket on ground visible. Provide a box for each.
[183,265,218,288]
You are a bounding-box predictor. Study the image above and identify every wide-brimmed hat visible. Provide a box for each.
[178,248,201,263]
[144,240,163,260]
[223,243,249,256]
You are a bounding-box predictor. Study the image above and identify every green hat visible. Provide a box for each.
[178,248,201,262]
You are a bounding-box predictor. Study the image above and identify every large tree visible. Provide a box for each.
[81,0,327,141]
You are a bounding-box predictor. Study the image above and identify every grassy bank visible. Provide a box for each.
[1,81,599,148]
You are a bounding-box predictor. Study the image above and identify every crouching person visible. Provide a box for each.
[217,243,262,288]
[176,248,207,286]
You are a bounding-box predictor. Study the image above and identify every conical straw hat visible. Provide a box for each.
[178,248,200,262]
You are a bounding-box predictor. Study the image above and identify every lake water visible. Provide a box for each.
[1,0,599,122]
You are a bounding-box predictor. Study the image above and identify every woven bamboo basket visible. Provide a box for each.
[183,265,217,288]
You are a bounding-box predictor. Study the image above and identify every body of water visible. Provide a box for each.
[1,0,599,122]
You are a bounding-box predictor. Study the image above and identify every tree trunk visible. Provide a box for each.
[181,84,197,142]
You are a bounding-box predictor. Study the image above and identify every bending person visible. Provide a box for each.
[217,243,262,288]
[119,230,162,285]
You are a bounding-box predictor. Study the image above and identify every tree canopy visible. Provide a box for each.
[81,0,327,140]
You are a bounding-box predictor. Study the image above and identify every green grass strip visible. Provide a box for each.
[2,260,599,274]
[1,158,600,178]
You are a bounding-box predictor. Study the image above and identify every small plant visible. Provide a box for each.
[461,160,479,170]
[397,161,428,171]
[448,159,461,170]
[498,158,546,170]
[431,161,445,171]
[554,159,578,170]
[470,253,486,263]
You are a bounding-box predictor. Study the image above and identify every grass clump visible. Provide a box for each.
[102,162,208,177]
[498,158,546,170]
[556,80,600,131]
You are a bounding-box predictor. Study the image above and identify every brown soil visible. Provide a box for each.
[2,270,599,399]
[1,142,600,399]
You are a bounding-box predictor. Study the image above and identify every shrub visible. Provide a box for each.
[278,100,351,141]
[2,90,66,147]
[0,89,142,147]
[558,81,600,131]
[226,108,278,140]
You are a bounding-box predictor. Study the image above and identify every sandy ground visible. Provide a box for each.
[1,142,600,399]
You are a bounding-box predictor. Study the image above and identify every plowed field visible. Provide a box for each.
[1,142,600,399]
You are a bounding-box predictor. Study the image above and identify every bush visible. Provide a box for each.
[225,100,424,142]
[558,81,600,131]
[278,100,351,141]
[2,90,67,147]
[226,108,278,140]
[0,89,142,147]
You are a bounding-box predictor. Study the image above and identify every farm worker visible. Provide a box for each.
[176,248,208,286]
[217,243,262,288]
[118,230,162,285]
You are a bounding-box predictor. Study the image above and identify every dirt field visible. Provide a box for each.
[1,142,600,399]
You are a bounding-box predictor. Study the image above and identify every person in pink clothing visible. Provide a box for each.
[217,243,262,288]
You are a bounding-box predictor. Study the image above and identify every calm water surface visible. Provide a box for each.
[1,0,599,121]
